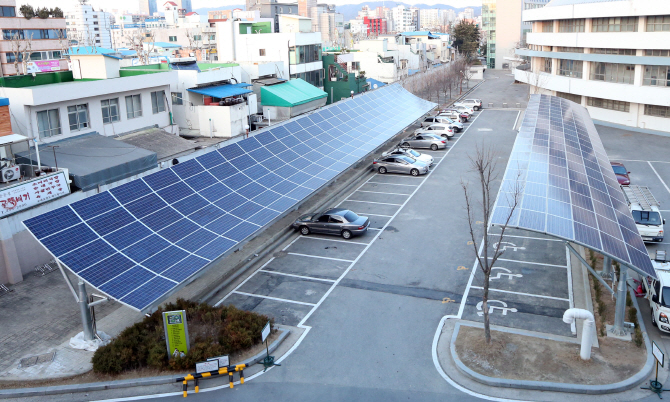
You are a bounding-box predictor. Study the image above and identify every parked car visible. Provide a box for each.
[414,124,454,139]
[422,115,463,132]
[439,109,468,122]
[400,133,447,150]
[644,251,670,333]
[373,155,430,176]
[452,104,475,115]
[292,208,370,239]
[611,162,631,185]
[382,147,434,166]
[460,99,483,111]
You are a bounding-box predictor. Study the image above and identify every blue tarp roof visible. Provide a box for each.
[187,83,253,98]
[0,98,8,107]
[408,69,419,76]
[400,31,440,39]
[67,46,121,59]
[152,42,182,48]
[366,78,386,88]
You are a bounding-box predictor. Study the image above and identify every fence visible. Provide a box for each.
[176,363,249,397]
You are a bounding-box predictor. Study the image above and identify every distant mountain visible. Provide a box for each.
[337,3,481,22]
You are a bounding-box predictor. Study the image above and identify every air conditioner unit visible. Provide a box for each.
[1,166,20,183]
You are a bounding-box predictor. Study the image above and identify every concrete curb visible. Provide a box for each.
[450,289,654,394]
[0,329,290,399]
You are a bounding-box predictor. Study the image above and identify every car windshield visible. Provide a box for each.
[398,155,416,163]
[612,165,627,175]
[343,211,358,222]
[407,149,420,157]
[662,287,670,307]
[632,210,662,225]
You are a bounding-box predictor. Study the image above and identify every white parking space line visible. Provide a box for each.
[512,110,520,130]
[367,228,382,231]
[649,161,670,195]
[367,181,419,187]
[232,291,317,306]
[215,257,276,306]
[298,236,368,246]
[355,212,393,217]
[356,190,412,196]
[344,199,403,206]
[617,159,670,164]
[287,252,355,263]
[492,257,567,268]
[258,270,336,283]
[487,233,563,242]
[470,286,570,302]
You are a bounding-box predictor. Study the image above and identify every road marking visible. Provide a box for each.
[487,233,563,242]
[344,199,403,206]
[367,228,382,231]
[616,159,670,164]
[470,286,570,301]
[287,252,355,262]
[366,181,419,187]
[355,212,393,218]
[232,291,317,306]
[649,161,670,195]
[215,257,276,306]
[489,267,522,280]
[258,270,336,282]
[457,266,468,270]
[512,110,521,130]
[356,190,411,196]
[476,300,517,316]
[491,257,567,268]
[298,236,368,246]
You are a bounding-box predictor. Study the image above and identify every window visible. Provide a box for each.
[590,62,634,84]
[643,65,670,87]
[67,104,90,132]
[101,98,119,124]
[171,92,183,105]
[592,17,637,32]
[352,61,360,70]
[2,29,66,40]
[193,35,201,41]
[558,59,583,78]
[556,92,581,104]
[36,109,61,138]
[126,94,142,119]
[288,44,322,65]
[587,97,630,112]
[543,57,552,73]
[209,34,215,40]
[646,15,670,32]
[168,36,177,42]
[644,104,670,118]
[259,49,266,56]
[556,46,583,53]
[592,48,636,55]
[290,69,324,87]
[151,91,165,114]
[558,19,585,32]
[542,21,553,32]
[645,49,670,57]
[0,6,16,17]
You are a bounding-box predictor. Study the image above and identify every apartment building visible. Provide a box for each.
[139,0,158,16]
[392,5,419,33]
[65,0,113,49]
[515,0,670,133]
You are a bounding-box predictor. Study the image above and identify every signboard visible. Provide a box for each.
[0,171,69,217]
[261,321,271,343]
[208,355,229,368]
[26,60,60,73]
[653,340,665,367]
[195,359,219,374]
[162,310,189,358]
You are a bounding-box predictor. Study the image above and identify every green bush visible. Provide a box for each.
[50,7,63,18]
[93,299,272,374]
[36,7,49,18]
[19,4,34,19]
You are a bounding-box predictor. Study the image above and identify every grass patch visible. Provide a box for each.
[92,299,273,374]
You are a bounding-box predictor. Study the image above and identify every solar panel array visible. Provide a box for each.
[491,94,655,278]
[24,84,436,311]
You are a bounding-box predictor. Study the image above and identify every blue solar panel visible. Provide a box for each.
[23,84,436,311]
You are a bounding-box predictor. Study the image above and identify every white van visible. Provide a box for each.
[621,185,665,242]
[460,99,483,110]
[646,251,670,333]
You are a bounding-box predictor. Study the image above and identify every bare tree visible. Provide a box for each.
[10,31,22,75]
[125,29,155,65]
[20,33,33,74]
[10,32,33,75]
[461,145,523,344]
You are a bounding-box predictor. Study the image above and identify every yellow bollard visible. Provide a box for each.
[182,380,188,398]
[195,378,199,393]
[228,371,234,388]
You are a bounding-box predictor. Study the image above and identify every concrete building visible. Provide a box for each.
[65,0,113,49]
[515,0,670,133]
[353,38,408,83]
[322,52,369,104]
[0,0,67,76]
[298,0,316,17]
[246,0,299,33]
[363,16,387,36]
[391,5,419,34]
[139,0,158,16]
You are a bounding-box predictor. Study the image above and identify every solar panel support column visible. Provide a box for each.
[78,281,95,341]
[611,267,629,337]
[601,256,612,280]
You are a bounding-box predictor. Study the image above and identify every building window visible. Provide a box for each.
[592,17,638,32]
[36,109,61,139]
[542,21,553,32]
[2,29,66,40]
[543,58,552,73]
[646,15,670,32]
[558,19,585,33]
[288,44,322,65]
[67,104,90,132]
[0,6,16,17]
[558,59,583,78]
[259,49,266,56]
[587,97,630,112]
[590,62,634,84]
[556,46,583,53]
[171,92,183,105]
[643,66,670,87]
[556,92,581,104]
[151,91,165,114]
[126,94,142,119]
[644,104,670,118]
[193,35,201,41]
[290,69,324,87]
[592,48,636,55]
[101,99,120,124]
[168,36,177,42]
[645,49,670,57]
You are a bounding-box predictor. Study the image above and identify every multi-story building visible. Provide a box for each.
[463,7,475,20]
[419,9,440,31]
[298,0,316,18]
[391,5,419,33]
[246,0,299,33]
[65,0,113,49]
[319,11,344,45]
[376,6,393,32]
[515,0,670,133]
[363,16,387,36]
[0,0,67,76]
[139,0,158,16]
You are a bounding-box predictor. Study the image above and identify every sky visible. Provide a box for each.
[31,0,481,14]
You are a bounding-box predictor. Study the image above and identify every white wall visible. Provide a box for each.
[196,102,250,137]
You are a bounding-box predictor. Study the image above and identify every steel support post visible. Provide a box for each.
[78,281,94,341]
[611,267,629,336]
[601,256,612,279]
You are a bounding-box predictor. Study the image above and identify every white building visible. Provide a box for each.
[419,9,441,31]
[65,0,113,49]
[515,0,670,133]
[392,5,419,33]
[353,38,408,83]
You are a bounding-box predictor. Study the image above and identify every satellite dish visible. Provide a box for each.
[373,84,378,89]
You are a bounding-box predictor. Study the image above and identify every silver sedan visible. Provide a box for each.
[373,155,429,176]
[400,133,447,150]
[292,208,370,239]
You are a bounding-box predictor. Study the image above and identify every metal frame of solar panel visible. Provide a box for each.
[23,84,436,312]
[491,94,655,279]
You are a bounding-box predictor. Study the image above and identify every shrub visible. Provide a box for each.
[50,7,63,18]
[36,7,49,18]
[19,4,34,19]
[634,327,644,347]
[626,291,633,308]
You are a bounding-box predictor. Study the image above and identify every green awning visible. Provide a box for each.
[260,78,327,107]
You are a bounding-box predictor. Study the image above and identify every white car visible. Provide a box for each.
[421,116,463,132]
[414,123,454,139]
[460,99,483,111]
[382,147,434,166]
[438,109,467,122]
[453,103,475,115]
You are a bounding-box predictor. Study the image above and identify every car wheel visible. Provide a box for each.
[341,229,352,239]
[300,226,310,235]
[441,134,448,139]
[652,310,658,327]
[402,142,411,148]
[410,168,420,176]
[378,166,387,174]
[474,106,480,111]
[430,144,438,151]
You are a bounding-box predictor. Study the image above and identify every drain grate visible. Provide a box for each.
[19,352,55,368]
[34,260,58,277]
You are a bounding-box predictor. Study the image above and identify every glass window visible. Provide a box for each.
[289,46,296,64]
[558,59,583,78]
[590,62,634,84]
[67,104,90,132]
[643,65,670,87]
[126,94,142,119]
[646,15,670,32]
[542,21,553,32]
[592,17,638,32]
[193,35,201,41]
[36,109,61,139]
[632,210,662,225]
[298,46,305,63]
[556,47,583,53]
[591,48,636,55]
[101,98,120,124]
[0,6,16,17]
[558,19,585,32]
[587,97,630,112]
[259,49,265,56]
[556,92,581,104]
[645,49,670,57]
[169,36,177,42]
[543,57,552,73]
[171,92,183,105]
[151,91,165,114]
[644,104,670,118]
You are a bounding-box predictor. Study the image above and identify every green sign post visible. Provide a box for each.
[163,310,189,358]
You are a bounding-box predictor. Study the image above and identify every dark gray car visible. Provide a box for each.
[292,208,370,239]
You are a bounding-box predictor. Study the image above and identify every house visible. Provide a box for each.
[260,78,327,121]
[322,53,369,104]
[351,38,407,83]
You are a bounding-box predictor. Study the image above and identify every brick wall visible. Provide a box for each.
[0,106,12,136]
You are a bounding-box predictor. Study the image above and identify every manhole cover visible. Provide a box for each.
[19,352,55,368]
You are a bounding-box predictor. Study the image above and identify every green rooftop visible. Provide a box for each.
[261,79,327,107]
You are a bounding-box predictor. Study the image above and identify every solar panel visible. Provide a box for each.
[23,83,436,311]
[491,94,655,279]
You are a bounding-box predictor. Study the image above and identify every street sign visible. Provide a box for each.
[163,310,189,359]
[208,355,229,368]
[653,341,665,367]
[196,359,219,374]
[261,321,271,343]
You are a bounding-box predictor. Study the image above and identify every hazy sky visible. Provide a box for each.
[33,0,481,14]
